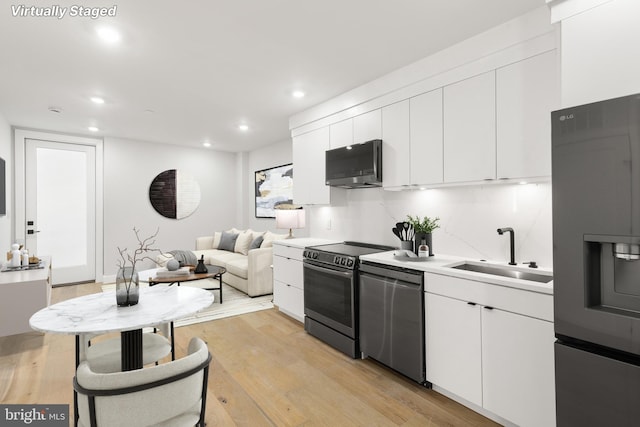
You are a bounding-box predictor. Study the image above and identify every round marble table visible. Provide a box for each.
[30,285,214,370]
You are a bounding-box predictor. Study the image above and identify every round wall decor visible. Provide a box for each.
[149,169,201,219]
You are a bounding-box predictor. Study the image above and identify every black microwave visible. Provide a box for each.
[325,139,382,189]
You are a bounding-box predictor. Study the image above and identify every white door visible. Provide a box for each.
[25,139,96,285]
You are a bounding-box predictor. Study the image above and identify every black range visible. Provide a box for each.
[302,241,393,358]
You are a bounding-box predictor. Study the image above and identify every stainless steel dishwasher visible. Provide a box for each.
[359,261,428,386]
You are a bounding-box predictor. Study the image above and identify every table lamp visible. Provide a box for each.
[275,208,306,238]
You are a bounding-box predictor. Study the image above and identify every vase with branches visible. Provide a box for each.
[116,227,162,306]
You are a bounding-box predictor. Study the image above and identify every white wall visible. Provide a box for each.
[560,0,640,106]
[308,182,552,268]
[103,137,237,276]
[245,139,300,234]
[0,114,11,251]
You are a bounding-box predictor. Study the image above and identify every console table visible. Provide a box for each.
[0,256,51,337]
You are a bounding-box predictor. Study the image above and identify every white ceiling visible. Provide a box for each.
[0,0,545,152]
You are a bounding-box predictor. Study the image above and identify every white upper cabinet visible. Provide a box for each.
[292,126,330,205]
[382,100,410,188]
[382,90,444,189]
[444,71,496,183]
[410,89,443,185]
[353,109,382,143]
[329,119,353,149]
[496,50,558,179]
[330,110,382,149]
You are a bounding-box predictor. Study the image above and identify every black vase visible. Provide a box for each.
[414,232,434,256]
[194,255,208,274]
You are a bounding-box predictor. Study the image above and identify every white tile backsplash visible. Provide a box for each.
[307,181,553,269]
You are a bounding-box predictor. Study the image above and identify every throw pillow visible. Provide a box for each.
[218,231,239,252]
[212,231,222,249]
[249,235,264,250]
[234,230,253,256]
[260,231,289,248]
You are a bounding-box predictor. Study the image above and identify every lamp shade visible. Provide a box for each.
[275,209,306,238]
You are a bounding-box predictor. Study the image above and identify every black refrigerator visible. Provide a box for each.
[553,93,640,426]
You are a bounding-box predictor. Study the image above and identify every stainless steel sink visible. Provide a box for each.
[449,262,553,284]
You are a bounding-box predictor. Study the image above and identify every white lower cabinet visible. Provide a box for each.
[425,293,482,406]
[481,307,556,427]
[425,273,555,427]
[272,244,304,322]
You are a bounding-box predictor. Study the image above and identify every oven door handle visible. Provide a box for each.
[304,261,354,278]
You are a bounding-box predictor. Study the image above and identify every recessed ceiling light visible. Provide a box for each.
[292,90,305,98]
[203,142,211,148]
[238,124,249,132]
[90,96,105,104]
[88,126,99,132]
[519,181,528,185]
[96,26,121,44]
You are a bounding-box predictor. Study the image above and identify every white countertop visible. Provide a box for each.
[0,256,51,285]
[360,251,553,295]
[273,237,342,249]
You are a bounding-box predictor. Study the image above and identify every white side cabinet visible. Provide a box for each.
[292,126,330,205]
[496,50,558,179]
[1,256,52,337]
[272,243,304,322]
[425,272,555,427]
[443,71,496,183]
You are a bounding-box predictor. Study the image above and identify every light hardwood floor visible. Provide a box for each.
[0,283,499,426]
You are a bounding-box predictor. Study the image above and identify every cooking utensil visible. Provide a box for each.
[403,222,411,240]
[392,227,402,240]
[395,222,406,240]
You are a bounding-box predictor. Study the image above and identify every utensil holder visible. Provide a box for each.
[400,240,413,251]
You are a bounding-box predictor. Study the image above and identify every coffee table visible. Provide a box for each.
[146,265,226,304]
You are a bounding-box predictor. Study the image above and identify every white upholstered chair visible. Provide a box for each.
[74,337,211,427]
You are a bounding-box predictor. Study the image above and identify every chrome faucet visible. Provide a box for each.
[497,227,517,265]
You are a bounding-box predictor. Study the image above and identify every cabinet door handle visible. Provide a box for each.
[484,306,494,310]
[467,302,476,306]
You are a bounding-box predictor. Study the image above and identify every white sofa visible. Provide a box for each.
[157,229,288,297]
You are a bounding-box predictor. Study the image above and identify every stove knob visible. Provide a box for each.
[347,259,354,267]
[334,256,340,264]
[313,252,318,259]
[303,250,307,258]
[340,258,347,266]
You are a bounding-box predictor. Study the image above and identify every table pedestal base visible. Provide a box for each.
[121,329,143,371]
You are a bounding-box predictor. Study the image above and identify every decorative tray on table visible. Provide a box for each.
[1,261,44,272]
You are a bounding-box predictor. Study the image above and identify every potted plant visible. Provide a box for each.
[406,215,440,256]
[116,227,162,306]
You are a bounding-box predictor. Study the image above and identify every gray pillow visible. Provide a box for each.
[218,231,239,252]
[249,235,264,250]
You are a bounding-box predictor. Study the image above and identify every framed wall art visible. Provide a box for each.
[255,163,293,218]
[149,169,201,219]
